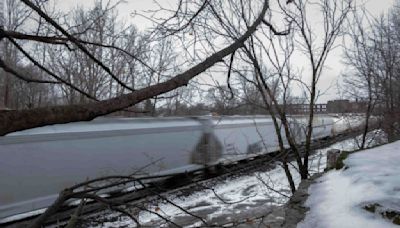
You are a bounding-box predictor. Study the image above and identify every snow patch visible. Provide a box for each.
[86,136,364,227]
[299,140,400,228]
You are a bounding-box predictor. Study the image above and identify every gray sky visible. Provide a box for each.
[317,0,396,102]
[55,0,395,103]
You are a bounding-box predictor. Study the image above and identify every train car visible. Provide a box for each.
[0,115,334,221]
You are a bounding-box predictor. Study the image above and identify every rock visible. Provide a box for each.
[362,200,400,225]
[281,173,323,228]
[326,149,341,170]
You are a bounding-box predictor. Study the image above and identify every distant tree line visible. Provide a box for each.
[344,0,400,144]
[0,1,190,112]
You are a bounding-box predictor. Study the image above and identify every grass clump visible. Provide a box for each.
[363,203,400,225]
[335,151,349,170]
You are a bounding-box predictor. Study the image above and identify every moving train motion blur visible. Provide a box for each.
[0,115,342,220]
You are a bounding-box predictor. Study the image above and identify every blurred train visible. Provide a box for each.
[0,115,338,221]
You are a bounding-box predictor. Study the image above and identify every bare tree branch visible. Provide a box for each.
[0,0,270,135]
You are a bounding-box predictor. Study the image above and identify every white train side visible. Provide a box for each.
[0,115,337,221]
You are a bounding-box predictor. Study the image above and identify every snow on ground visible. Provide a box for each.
[86,133,379,228]
[299,140,400,228]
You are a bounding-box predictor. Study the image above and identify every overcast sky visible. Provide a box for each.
[54,0,395,103]
[56,0,395,28]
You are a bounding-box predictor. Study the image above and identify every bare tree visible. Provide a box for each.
[277,0,352,178]
[223,0,352,192]
[343,8,378,148]
[0,0,38,109]
[0,0,290,136]
[344,1,400,142]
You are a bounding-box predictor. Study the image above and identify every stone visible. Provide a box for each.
[326,149,341,170]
